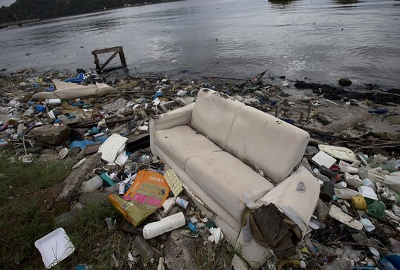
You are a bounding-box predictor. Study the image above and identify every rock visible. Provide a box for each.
[338,77,352,86]
[57,153,101,201]
[78,191,110,207]
[164,230,197,270]
[37,153,60,163]
[28,125,71,145]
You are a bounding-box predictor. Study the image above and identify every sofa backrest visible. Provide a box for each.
[191,89,244,148]
[225,106,310,183]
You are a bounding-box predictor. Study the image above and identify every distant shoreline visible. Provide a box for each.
[0,0,184,26]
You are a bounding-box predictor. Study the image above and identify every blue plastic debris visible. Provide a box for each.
[64,72,85,84]
[69,140,95,150]
[153,92,163,100]
[35,105,46,113]
[368,108,388,114]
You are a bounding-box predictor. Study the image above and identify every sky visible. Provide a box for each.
[0,0,15,7]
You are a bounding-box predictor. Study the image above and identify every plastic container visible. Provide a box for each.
[351,196,367,210]
[360,218,375,232]
[384,254,400,269]
[176,197,189,209]
[379,258,397,270]
[143,212,185,239]
[46,98,62,105]
[367,200,386,218]
[133,235,154,262]
[100,173,115,187]
[80,176,103,193]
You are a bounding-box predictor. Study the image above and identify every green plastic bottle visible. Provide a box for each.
[367,200,386,218]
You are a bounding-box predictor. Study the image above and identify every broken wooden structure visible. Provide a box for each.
[91,46,127,73]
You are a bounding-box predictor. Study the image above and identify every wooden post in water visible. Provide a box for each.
[91,46,127,73]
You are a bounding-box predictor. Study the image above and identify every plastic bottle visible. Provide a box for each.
[176,197,189,209]
[46,98,62,105]
[320,166,344,183]
[143,212,185,239]
[133,235,154,262]
[80,175,103,192]
[100,173,115,186]
[367,201,386,218]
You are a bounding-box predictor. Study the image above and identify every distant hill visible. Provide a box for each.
[0,0,173,23]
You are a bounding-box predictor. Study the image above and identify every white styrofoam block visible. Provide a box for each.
[311,150,337,168]
[98,133,127,163]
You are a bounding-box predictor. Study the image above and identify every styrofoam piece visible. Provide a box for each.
[98,134,127,163]
[311,151,336,168]
[358,186,378,200]
[143,212,185,239]
[115,152,128,166]
[35,228,75,268]
[329,205,363,231]
[318,145,358,163]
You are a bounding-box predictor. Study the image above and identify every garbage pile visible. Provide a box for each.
[1,69,400,269]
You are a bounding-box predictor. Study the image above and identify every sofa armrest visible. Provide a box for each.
[150,102,195,156]
[257,166,320,234]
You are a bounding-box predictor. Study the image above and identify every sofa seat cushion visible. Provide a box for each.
[185,151,274,222]
[155,125,222,170]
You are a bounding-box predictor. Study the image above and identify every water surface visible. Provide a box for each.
[1,0,399,87]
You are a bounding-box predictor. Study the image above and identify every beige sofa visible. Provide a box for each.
[150,89,320,267]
